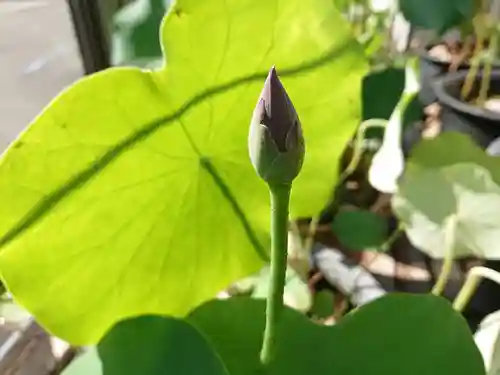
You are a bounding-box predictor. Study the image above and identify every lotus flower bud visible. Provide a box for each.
[248,66,305,185]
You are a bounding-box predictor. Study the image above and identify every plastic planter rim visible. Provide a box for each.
[432,69,500,122]
[418,42,500,69]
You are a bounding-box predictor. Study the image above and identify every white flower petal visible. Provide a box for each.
[369,145,404,194]
[370,0,394,12]
[404,58,420,95]
[474,310,500,374]
[368,58,418,194]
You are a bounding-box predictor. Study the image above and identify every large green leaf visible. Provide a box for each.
[0,0,367,344]
[65,293,484,375]
[407,132,500,180]
[394,162,500,259]
[310,289,335,319]
[393,133,500,259]
[61,315,228,375]
[187,295,484,375]
[361,68,423,141]
[399,0,474,35]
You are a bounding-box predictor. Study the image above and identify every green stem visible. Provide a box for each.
[337,118,387,185]
[303,215,320,257]
[477,31,498,106]
[301,119,387,262]
[296,117,387,263]
[477,56,492,106]
[379,222,404,252]
[453,266,500,312]
[431,215,457,296]
[460,36,482,100]
[260,183,291,366]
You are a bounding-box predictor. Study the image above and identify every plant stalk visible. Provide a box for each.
[303,214,320,256]
[461,0,488,101]
[337,118,388,187]
[298,117,387,262]
[478,55,493,106]
[477,30,498,106]
[453,266,500,312]
[379,222,404,252]
[460,33,484,100]
[431,215,457,296]
[260,183,291,366]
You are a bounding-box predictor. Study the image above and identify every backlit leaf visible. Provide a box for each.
[0,0,367,343]
[393,133,500,259]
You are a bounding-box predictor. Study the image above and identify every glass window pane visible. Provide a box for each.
[0,1,83,150]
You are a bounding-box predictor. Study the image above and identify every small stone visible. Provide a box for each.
[484,98,500,113]
[424,103,441,118]
[428,44,452,62]
[422,118,442,139]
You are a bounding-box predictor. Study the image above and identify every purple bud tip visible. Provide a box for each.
[248,66,305,185]
[255,66,299,152]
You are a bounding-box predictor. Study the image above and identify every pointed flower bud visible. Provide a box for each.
[248,66,305,185]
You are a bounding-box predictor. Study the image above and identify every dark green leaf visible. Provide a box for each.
[362,68,404,122]
[399,0,474,35]
[362,68,423,140]
[62,315,228,375]
[188,294,484,375]
[310,290,335,319]
[331,210,388,250]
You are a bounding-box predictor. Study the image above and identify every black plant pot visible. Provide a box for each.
[419,44,500,106]
[419,50,449,106]
[432,69,500,148]
[418,45,463,106]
